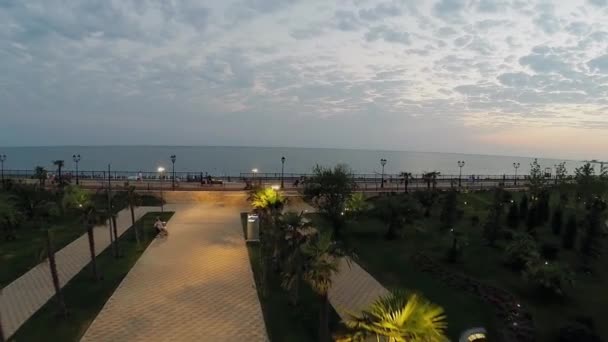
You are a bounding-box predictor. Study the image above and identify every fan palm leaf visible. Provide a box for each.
[344,290,448,342]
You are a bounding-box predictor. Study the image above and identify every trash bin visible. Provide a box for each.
[247,214,260,241]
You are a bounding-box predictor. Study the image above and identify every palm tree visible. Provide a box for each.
[52,160,65,187]
[372,196,420,240]
[250,187,286,263]
[342,290,448,342]
[281,211,317,306]
[400,172,412,193]
[34,166,48,186]
[45,229,68,316]
[0,194,21,241]
[302,231,344,342]
[125,183,142,248]
[249,187,287,295]
[422,172,440,191]
[61,185,101,280]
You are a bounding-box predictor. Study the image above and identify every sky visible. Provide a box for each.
[1,0,608,160]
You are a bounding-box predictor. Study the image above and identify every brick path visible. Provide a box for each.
[285,200,389,321]
[81,203,268,342]
[0,207,151,339]
[329,258,389,320]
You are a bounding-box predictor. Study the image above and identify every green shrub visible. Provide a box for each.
[523,260,573,297]
[504,233,539,270]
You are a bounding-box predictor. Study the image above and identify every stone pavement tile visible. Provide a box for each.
[329,258,389,321]
[0,207,152,338]
[81,203,268,342]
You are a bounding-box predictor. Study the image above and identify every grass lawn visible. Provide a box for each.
[0,217,85,288]
[10,211,174,342]
[0,193,162,288]
[240,213,341,342]
[319,189,608,341]
[306,212,499,341]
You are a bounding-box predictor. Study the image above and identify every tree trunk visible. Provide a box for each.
[46,230,67,317]
[404,180,408,193]
[112,215,120,258]
[319,293,330,342]
[130,204,141,248]
[86,223,99,280]
[385,223,397,240]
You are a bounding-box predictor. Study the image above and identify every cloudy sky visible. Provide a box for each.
[1,0,608,159]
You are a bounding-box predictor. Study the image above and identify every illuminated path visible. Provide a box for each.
[81,202,267,342]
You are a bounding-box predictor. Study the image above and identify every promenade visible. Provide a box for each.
[81,201,268,342]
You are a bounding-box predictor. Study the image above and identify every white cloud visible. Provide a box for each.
[1,0,608,158]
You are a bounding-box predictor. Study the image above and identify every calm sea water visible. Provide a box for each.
[0,146,586,176]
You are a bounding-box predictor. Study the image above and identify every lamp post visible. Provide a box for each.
[170,155,176,190]
[380,158,387,189]
[513,162,520,186]
[457,160,465,188]
[158,167,165,213]
[0,154,5,188]
[72,154,81,185]
[252,168,258,186]
[280,156,286,189]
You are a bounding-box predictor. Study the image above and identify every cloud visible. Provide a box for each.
[588,55,608,73]
[434,0,467,18]
[358,3,402,21]
[519,50,570,73]
[475,0,509,12]
[333,10,361,31]
[588,0,607,6]
[365,25,411,45]
[2,0,608,159]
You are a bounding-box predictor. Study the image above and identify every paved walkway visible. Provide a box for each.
[329,258,389,320]
[81,203,268,342]
[0,206,152,339]
[285,200,389,321]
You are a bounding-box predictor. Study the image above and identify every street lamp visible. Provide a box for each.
[380,158,387,189]
[280,156,286,189]
[252,168,258,185]
[513,162,520,186]
[0,154,6,188]
[170,155,176,190]
[157,167,165,213]
[458,160,465,188]
[72,154,81,185]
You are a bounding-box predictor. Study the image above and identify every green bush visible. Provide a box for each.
[523,260,574,297]
[504,233,539,270]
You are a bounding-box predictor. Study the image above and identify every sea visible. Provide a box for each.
[0,146,588,177]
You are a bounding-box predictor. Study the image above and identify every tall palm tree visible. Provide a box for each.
[422,172,440,191]
[125,183,142,247]
[250,187,286,265]
[45,229,68,316]
[61,185,101,280]
[52,160,65,187]
[342,290,448,342]
[281,211,316,306]
[400,172,412,193]
[302,231,343,342]
[0,194,21,241]
[34,166,48,186]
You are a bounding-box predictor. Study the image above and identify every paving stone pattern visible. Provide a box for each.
[0,207,151,339]
[81,203,268,342]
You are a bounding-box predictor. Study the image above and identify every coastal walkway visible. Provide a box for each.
[0,207,151,339]
[81,202,268,342]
